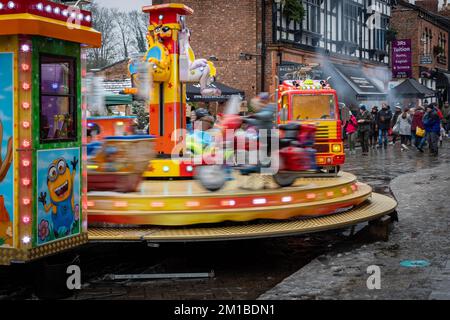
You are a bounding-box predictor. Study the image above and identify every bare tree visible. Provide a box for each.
[113,9,134,59]
[85,2,148,69]
[87,3,119,69]
[128,10,149,54]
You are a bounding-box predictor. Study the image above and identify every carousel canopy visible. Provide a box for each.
[389,78,436,98]
[0,0,101,48]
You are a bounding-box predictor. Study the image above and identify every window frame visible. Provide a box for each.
[39,53,78,144]
[291,94,337,121]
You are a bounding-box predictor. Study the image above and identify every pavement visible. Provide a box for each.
[259,142,450,300]
[1,140,448,300]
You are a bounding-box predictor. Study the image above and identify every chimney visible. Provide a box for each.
[439,0,450,16]
[415,0,439,13]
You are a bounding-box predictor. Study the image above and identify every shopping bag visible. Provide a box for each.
[392,122,400,135]
[416,127,425,137]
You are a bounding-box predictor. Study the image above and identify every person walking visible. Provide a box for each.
[394,108,412,151]
[346,111,358,155]
[340,103,350,140]
[422,105,441,156]
[442,102,450,134]
[439,123,446,147]
[391,104,402,144]
[411,106,425,152]
[434,103,444,120]
[356,104,372,156]
[377,103,392,149]
[369,106,379,148]
[407,103,415,146]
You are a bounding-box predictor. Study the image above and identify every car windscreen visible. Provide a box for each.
[291,94,336,120]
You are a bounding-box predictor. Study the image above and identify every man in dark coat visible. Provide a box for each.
[356,104,372,155]
[377,103,392,149]
[442,102,450,133]
[369,106,379,148]
[422,105,441,156]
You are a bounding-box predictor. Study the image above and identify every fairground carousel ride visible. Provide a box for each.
[85,3,397,245]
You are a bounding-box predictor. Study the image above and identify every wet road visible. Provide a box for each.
[1,142,448,300]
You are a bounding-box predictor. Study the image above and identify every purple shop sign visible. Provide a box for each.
[392,39,412,78]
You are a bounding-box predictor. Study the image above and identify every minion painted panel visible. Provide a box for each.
[0,53,14,249]
[36,148,81,246]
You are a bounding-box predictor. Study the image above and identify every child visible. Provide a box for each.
[440,123,446,147]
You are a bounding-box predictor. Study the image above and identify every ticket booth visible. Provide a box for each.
[0,0,101,265]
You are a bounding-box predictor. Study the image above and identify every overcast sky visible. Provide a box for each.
[95,0,152,11]
[94,0,448,12]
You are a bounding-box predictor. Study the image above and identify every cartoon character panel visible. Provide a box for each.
[36,148,81,246]
[0,53,14,248]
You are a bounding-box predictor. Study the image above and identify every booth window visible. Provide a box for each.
[39,55,77,142]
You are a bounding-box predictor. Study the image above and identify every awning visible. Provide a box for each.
[435,70,450,88]
[105,94,133,106]
[329,64,387,101]
[0,14,101,48]
[186,82,245,102]
[389,78,436,99]
[443,73,450,84]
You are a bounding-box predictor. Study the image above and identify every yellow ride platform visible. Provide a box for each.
[87,171,395,231]
[143,159,191,178]
[88,172,369,225]
[88,193,397,242]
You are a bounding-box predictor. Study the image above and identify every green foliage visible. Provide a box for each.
[0,238,5,246]
[283,0,305,24]
[131,101,149,130]
[385,28,397,43]
[72,220,80,236]
[39,220,80,244]
[433,45,445,56]
[247,103,256,114]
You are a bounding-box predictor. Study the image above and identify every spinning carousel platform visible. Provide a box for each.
[87,172,397,242]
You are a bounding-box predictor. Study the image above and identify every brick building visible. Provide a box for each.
[391,0,450,104]
[150,0,260,104]
[92,59,130,80]
[415,0,439,13]
[152,0,392,109]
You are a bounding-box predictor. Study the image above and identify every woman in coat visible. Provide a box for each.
[394,108,412,149]
[411,106,425,150]
[346,111,358,155]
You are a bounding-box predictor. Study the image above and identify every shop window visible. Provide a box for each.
[39,55,77,143]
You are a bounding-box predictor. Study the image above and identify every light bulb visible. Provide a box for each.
[21,44,30,52]
[22,236,31,244]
